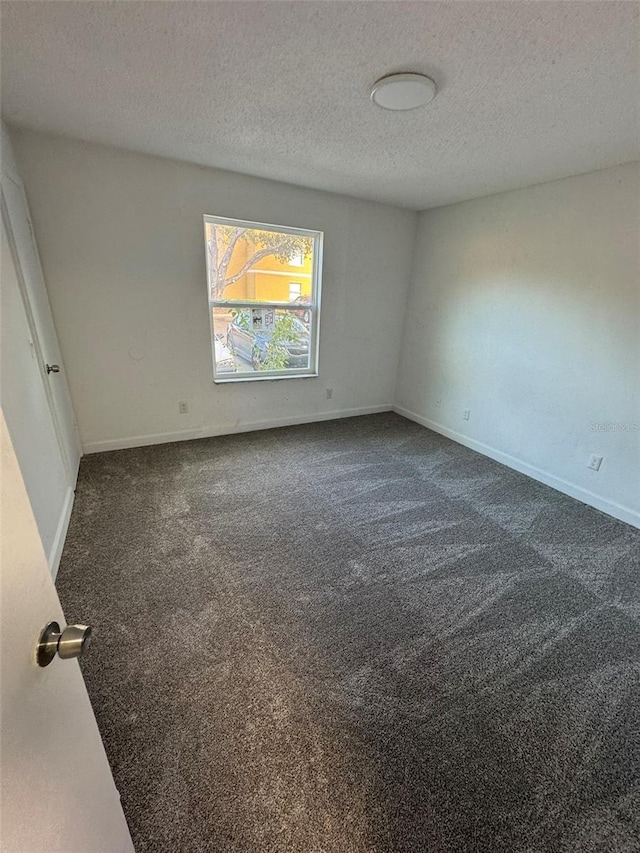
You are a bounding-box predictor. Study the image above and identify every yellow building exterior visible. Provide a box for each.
[214,229,313,303]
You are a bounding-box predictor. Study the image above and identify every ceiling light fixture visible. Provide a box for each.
[370,73,437,111]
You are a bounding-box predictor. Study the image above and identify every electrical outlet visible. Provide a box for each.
[179,401,189,414]
[325,388,333,400]
[588,454,603,471]
[436,398,441,408]
[463,409,470,421]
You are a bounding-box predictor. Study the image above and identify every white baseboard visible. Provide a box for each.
[394,405,640,529]
[48,485,75,580]
[83,404,394,454]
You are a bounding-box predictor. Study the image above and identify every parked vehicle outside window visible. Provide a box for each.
[226,310,310,370]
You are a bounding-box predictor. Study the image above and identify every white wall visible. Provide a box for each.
[396,162,640,526]
[11,129,417,452]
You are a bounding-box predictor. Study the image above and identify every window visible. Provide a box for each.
[289,282,302,301]
[289,250,304,267]
[204,216,322,382]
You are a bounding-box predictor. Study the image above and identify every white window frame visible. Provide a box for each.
[204,214,323,383]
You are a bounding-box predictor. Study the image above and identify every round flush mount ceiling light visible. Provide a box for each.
[370,73,437,111]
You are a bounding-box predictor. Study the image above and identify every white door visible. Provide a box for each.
[1,122,82,572]
[0,411,134,853]
[1,215,72,571]
[1,148,82,485]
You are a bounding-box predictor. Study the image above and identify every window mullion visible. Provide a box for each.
[210,300,315,311]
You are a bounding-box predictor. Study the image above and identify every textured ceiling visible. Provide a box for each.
[1,1,638,210]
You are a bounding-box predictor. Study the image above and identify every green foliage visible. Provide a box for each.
[228,310,303,371]
[229,309,251,331]
[259,313,301,371]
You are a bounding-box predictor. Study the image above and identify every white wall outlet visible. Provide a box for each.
[588,454,603,471]
[325,388,333,400]
[463,409,470,421]
[179,401,189,414]
[436,398,441,408]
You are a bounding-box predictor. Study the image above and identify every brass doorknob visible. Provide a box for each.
[36,621,92,667]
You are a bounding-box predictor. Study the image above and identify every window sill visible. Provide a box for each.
[213,372,319,385]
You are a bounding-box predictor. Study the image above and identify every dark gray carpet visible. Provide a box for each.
[56,413,640,853]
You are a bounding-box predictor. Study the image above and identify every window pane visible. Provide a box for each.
[213,307,312,375]
[205,221,316,304]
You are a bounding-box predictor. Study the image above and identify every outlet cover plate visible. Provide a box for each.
[588,454,603,471]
